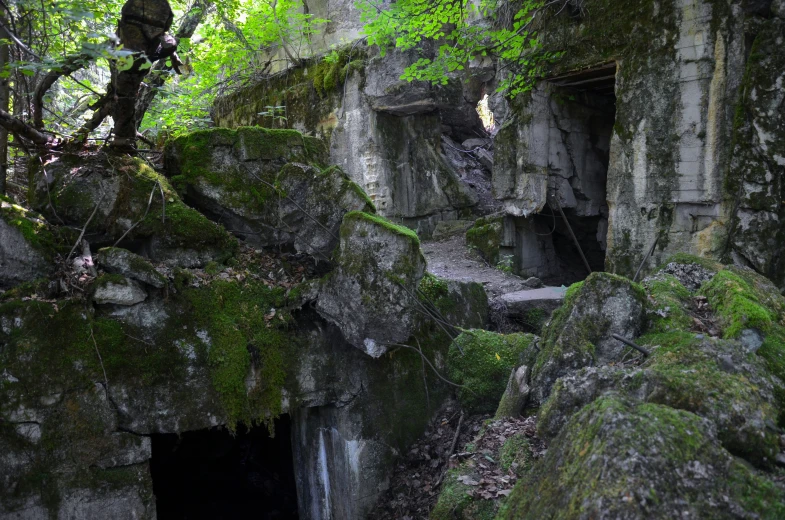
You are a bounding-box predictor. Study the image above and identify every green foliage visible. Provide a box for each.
[141,0,328,137]
[359,0,562,96]
[447,329,535,413]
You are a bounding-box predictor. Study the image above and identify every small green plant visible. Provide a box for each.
[496,254,514,273]
[258,105,288,124]
[323,49,341,64]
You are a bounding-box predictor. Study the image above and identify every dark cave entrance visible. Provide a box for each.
[150,416,298,520]
[539,63,617,285]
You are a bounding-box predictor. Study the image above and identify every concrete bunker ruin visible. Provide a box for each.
[496,62,617,285]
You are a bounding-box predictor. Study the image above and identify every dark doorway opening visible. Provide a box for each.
[539,63,616,285]
[150,416,298,520]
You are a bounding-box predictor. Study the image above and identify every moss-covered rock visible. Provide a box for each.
[530,272,646,407]
[0,195,65,290]
[29,153,237,268]
[314,211,425,356]
[499,396,785,520]
[164,128,374,256]
[92,274,148,306]
[447,330,536,413]
[466,215,504,266]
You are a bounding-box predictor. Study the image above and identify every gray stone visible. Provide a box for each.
[461,138,492,150]
[661,261,716,291]
[98,247,166,288]
[740,328,764,353]
[538,336,781,465]
[493,287,564,332]
[501,396,781,519]
[92,276,147,306]
[314,212,425,357]
[530,273,646,406]
[0,201,55,290]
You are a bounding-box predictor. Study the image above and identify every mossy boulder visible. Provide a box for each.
[29,153,237,268]
[447,330,536,413]
[530,272,646,406]
[418,273,489,329]
[466,215,504,265]
[0,195,63,290]
[165,127,366,256]
[314,211,425,356]
[499,396,785,519]
[97,247,166,288]
[538,332,782,466]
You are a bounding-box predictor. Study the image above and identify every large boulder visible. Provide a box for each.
[538,333,781,466]
[164,127,371,257]
[499,396,785,519]
[0,196,61,290]
[530,272,647,406]
[29,153,237,268]
[314,211,426,357]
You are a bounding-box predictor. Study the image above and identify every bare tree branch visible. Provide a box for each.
[33,50,102,128]
[0,108,54,146]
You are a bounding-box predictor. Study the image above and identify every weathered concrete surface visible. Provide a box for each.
[497,286,565,325]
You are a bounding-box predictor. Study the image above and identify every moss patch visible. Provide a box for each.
[466,216,503,265]
[447,330,536,413]
[342,211,419,245]
[0,195,67,259]
[184,279,296,431]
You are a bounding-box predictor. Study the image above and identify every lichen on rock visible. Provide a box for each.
[499,396,785,519]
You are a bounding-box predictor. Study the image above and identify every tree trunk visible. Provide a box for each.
[111,0,174,149]
[0,14,9,195]
[134,0,213,130]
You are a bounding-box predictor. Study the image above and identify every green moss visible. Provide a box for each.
[499,433,532,475]
[184,279,293,431]
[499,396,785,519]
[431,467,498,520]
[534,274,645,378]
[0,196,66,258]
[466,216,504,265]
[204,261,221,275]
[0,278,52,301]
[418,273,457,314]
[636,330,780,464]
[342,211,420,244]
[700,269,780,339]
[447,330,536,413]
[643,274,693,333]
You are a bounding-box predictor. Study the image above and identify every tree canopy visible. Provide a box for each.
[0,0,573,196]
